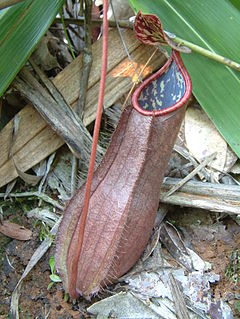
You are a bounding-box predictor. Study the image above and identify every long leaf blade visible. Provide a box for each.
[0,0,65,97]
[129,0,240,158]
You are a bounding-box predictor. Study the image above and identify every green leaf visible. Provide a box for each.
[47,281,54,291]
[0,0,65,97]
[234,300,240,313]
[64,292,69,302]
[49,274,62,283]
[229,0,240,11]
[49,256,56,274]
[129,0,240,158]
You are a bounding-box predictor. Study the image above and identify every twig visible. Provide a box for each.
[160,190,240,215]
[0,99,2,131]
[0,191,64,210]
[27,208,59,227]
[38,153,56,206]
[79,0,83,17]
[162,177,240,200]
[14,60,104,163]
[71,156,78,195]
[9,115,43,186]
[174,145,210,181]
[160,177,240,215]
[77,0,93,118]
[54,17,133,29]
[169,273,190,319]
[163,153,216,198]
[60,9,76,59]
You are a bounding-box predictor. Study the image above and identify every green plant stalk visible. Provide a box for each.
[173,35,240,72]
[54,17,240,72]
[79,0,83,16]
[60,10,75,59]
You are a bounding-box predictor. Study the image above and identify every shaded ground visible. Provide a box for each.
[0,204,239,318]
[167,208,240,317]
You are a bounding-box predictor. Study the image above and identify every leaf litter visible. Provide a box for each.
[0,2,240,318]
[1,107,239,317]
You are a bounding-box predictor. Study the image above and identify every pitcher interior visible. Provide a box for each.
[138,59,186,111]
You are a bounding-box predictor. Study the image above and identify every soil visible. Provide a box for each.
[0,205,239,318]
[167,208,240,317]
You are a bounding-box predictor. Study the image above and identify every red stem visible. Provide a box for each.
[68,0,108,297]
[81,3,108,224]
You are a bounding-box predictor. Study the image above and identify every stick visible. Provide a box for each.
[162,177,240,200]
[54,17,133,29]
[174,145,210,181]
[169,273,190,319]
[60,9,76,59]
[77,0,93,118]
[163,153,216,198]
[160,178,240,215]
[0,191,64,210]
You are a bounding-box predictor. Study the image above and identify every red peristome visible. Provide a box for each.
[132,50,192,116]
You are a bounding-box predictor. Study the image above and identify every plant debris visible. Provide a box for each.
[0,4,239,318]
[0,221,32,241]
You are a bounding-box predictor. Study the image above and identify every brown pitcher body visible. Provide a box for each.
[56,50,192,299]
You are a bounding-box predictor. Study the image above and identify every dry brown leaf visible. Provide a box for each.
[0,221,32,241]
[184,107,238,180]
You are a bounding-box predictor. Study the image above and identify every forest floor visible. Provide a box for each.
[0,184,239,318]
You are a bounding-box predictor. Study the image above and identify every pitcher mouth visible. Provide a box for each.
[132,50,192,117]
